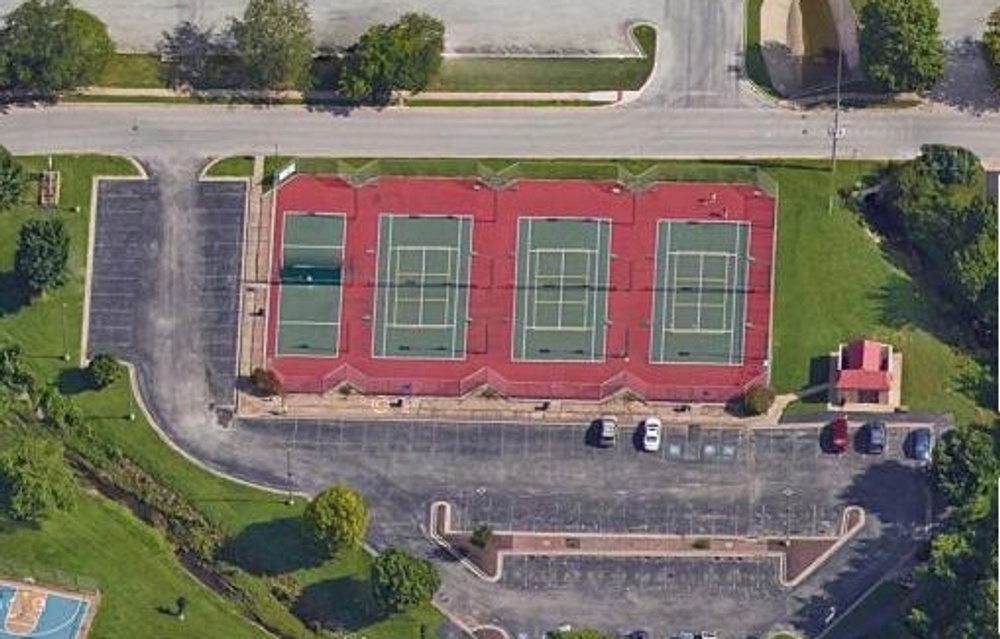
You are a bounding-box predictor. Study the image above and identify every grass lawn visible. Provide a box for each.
[0,155,440,638]
[98,53,165,89]
[427,25,656,92]
[767,160,994,425]
[1,495,268,639]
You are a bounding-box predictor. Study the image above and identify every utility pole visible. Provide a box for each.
[827,1,846,215]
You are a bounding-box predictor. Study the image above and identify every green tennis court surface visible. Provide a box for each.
[373,215,473,359]
[651,220,749,364]
[513,217,611,361]
[276,213,345,356]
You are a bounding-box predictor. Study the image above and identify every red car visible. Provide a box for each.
[829,416,849,453]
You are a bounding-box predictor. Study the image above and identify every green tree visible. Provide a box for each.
[157,21,228,90]
[0,435,76,523]
[0,0,114,93]
[859,0,945,91]
[230,0,313,89]
[985,6,1000,87]
[339,13,445,104]
[0,145,26,211]
[86,353,124,389]
[302,484,368,555]
[370,547,441,613]
[14,217,69,295]
[933,425,999,509]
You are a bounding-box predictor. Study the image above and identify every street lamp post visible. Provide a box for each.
[60,301,70,362]
[827,0,846,215]
[285,443,295,506]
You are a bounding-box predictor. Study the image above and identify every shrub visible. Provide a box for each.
[371,547,441,613]
[470,523,493,549]
[743,384,776,416]
[0,145,26,211]
[86,353,124,389]
[0,435,76,523]
[37,386,83,431]
[249,367,283,396]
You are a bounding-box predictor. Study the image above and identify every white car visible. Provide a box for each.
[642,417,662,452]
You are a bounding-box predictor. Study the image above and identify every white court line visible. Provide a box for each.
[520,218,533,358]
[589,223,600,358]
[730,222,745,364]
[283,242,342,250]
[379,216,395,355]
[419,248,428,324]
[670,250,738,257]
[528,247,595,255]
[696,254,705,331]
[557,251,566,328]
[524,325,593,332]
[449,220,462,358]
[721,253,731,333]
[666,328,731,335]
[386,322,455,329]
[281,320,339,326]
[660,221,673,362]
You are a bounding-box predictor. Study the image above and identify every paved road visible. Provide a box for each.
[2,102,1000,162]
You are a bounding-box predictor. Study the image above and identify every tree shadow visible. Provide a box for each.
[927,39,1000,116]
[218,516,324,575]
[293,575,377,632]
[785,459,933,635]
[56,367,92,396]
[0,271,29,316]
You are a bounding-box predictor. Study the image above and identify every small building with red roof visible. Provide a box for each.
[829,339,903,410]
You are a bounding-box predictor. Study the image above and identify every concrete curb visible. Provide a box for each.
[429,500,867,589]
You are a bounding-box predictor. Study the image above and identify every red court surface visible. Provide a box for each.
[265,175,776,402]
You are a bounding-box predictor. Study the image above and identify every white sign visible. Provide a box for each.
[275,162,296,184]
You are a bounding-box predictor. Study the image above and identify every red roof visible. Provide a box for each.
[844,339,885,371]
[836,369,891,391]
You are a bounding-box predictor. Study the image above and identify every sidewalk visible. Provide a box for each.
[237,383,829,428]
[76,86,634,105]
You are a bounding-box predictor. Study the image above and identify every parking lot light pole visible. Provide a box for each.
[783,487,795,546]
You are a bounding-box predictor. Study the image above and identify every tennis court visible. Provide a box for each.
[275,213,345,356]
[512,217,611,361]
[373,215,473,359]
[651,220,749,365]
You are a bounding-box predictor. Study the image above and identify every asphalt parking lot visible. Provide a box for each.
[229,417,934,637]
[87,171,246,406]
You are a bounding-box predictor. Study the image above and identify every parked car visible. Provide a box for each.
[675,633,696,639]
[863,420,887,454]
[698,633,718,639]
[598,416,618,448]
[910,427,934,463]
[829,415,849,453]
[642,417,662,452]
